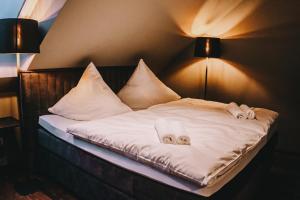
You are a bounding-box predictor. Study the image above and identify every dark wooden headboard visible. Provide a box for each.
[19,66,135,167]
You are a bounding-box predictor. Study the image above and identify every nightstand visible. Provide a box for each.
[0,117,20,167]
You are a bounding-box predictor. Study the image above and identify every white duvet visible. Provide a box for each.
[67,98,278,187]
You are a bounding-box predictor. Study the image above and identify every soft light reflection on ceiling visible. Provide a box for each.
[19,0,38,19]
[190,0,262,38]
[19,0,66,22]
[20,54,36,71]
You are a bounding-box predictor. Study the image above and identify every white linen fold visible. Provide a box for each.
[226,102,247,119]
[240,104,256,120]
[66,98,279,188]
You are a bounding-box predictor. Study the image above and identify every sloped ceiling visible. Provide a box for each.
[29,0,204,71]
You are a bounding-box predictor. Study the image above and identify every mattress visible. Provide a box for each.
[39,109,277,197]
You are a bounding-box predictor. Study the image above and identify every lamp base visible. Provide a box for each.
[203,57,209,100]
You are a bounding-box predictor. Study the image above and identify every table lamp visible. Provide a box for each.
[0,18,40,71]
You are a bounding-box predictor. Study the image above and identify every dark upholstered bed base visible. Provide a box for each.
[36,127,278,200]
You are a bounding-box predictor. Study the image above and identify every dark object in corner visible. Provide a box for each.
[0,77,18,95]
[14,177,43,196]
[0,117,19,167]
[0,117,19,129]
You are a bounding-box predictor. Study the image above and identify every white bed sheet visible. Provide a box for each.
[39,112,277,197]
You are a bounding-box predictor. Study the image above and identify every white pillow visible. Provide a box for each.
[118,59,181,110]
[48,62,132,120]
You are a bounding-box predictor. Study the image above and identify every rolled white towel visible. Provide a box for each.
[171,121,191,145]
[162,134,177,144]
[226,102,247,119]
[154,118,191,145]
[240,104,256,120]
[177,135,191,145]
[155,118,176,144]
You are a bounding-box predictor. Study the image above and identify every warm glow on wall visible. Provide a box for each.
[0,97,13,117]
[207,58,271,102]
[190,0,262,37]
[167,58,271,103]
[0,96,19,118]
[19,0,39,20]
[166,59,206,97]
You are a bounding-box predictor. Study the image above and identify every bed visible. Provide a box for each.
[19,66,278,200]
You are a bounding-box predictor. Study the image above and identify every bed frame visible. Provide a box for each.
[19,66,277,200]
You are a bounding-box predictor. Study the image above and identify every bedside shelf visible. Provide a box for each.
[0,117,20,167]
[0,117,19,129]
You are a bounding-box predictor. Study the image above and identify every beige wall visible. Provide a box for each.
[29,0,204,71]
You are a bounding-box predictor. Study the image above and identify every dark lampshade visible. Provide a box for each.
[0,18,40,53]
[194,37,221,58]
